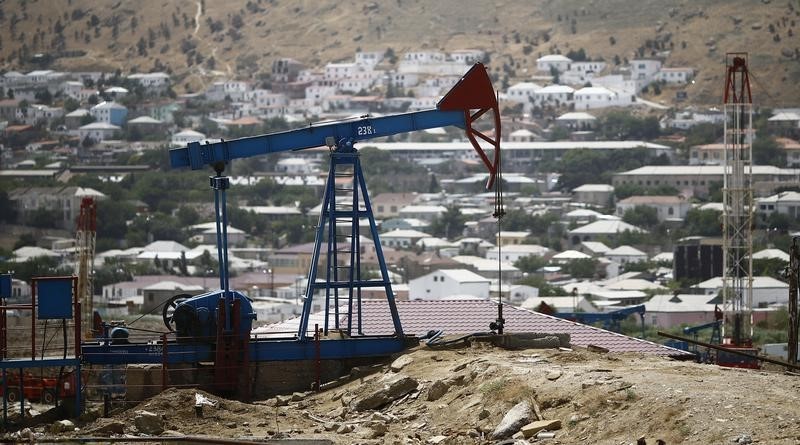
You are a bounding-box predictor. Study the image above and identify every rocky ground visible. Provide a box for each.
[6,341,800,444]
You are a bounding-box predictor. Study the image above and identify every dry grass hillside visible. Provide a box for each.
[1,0,799,106]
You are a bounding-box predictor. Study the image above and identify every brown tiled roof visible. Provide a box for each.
[263,299,690,357]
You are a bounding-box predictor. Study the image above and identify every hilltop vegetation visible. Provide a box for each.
[0,0,798,105]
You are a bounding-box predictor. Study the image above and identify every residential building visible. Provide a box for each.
[8,186,106,230]
[127,72,170,91]
[495,231,530,246]
[605,245,648,265]
[171,129,207,147]
[755,191,800,220]
[555,112,597,130]
[630,59,662,84]
[656,67,694,84]
[485,244,550,263]
[568,220,646,245]
[141,281,204,313]
[372,193,419,219]
[90,101,128,126]
[536,55,572,73]
[574,86,632,110]
[408,269,490,300]
[380,229,431,249]
[506,82,541,104]
[692,276,789,308]
[572,184,614,207]
[612,165,800,199]
[64,109,90,130]
[533,85,574,106]
[398,205,446,222]
[644,294,718,329]
[579,241,611,256]
[616,195,691,222]
[78,122,121,142]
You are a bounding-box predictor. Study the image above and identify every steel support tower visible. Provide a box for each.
[76,197,97,340]
[722,53,754,346]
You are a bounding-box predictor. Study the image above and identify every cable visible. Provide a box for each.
[425,332,490,348]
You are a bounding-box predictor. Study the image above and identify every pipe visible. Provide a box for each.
[657,331,800,371]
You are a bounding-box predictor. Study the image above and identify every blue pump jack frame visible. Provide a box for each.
[81,336,408,365]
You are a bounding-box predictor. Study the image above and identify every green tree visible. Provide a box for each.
[753,136,785,166]
[622,205,659,229]
[564,258,598,278]
[13,233,37,250]
[430,205,466,240]
[752,258,787,278]
[514,255,548,273]
[599,111,660,140]
[682,208,722,237]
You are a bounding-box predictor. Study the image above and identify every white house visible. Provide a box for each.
[508,129,537,142]
[568,220,646,245]
[398,205,446,222]
[506,82,541,104]
[520,295,595,313]
[692,276,790,308]
[551,250,592,263]
[127,72,170,90]
[630,59,662,84]
[616,195,691,222]
[555,112,597,130]
[485,244,550,263]
[78,122,121,142]
[605,245,648,265]
[656,67,694,84]
[755,191,800,220]
[171,129,207,147]
[408,269,490,300]
[61,81,85,99]
[572,184,614,207]
[574,86,631,110]
[533,85,574,106]
[379,229,431,249]
[536,55,572,73]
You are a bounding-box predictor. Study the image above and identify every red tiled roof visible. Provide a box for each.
[260,299,690,357]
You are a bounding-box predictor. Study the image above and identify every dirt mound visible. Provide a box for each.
[64,344,800,444]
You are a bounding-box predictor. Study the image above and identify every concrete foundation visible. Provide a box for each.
[125,355,390,402]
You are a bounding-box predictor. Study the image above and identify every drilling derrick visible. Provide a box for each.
[722,53,754,347]
[76,197,97,340]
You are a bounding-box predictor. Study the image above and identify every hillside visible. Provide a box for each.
[1,0,799,106]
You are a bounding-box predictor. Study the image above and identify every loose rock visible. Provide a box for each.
[390,355,414,372]
[134,410,164,435]
[51,420,75,433]
[521,419,561,438]
[491,401,531,439]
[427,380,450,402]
[352,376,419,411]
